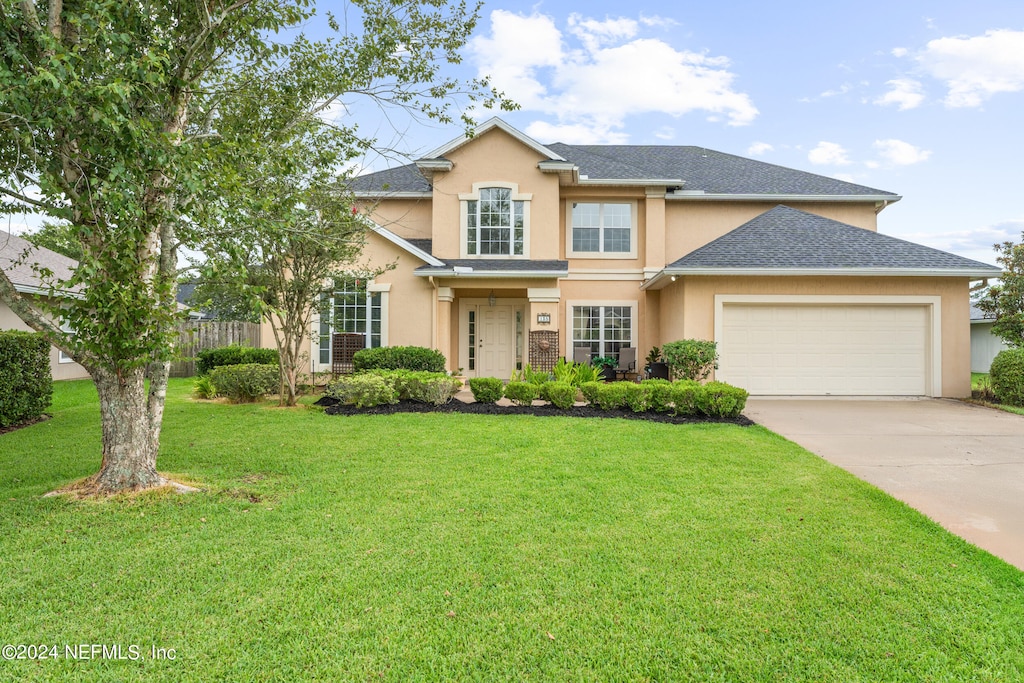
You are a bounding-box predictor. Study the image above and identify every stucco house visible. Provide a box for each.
[970,304,1010,373]
[305,118,998,397]
[0,232,90,381]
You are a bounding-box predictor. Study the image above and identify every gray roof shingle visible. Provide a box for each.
[350,164,430,193]
[666,206,999,273]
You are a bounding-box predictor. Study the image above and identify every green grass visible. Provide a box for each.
[1,379,1022,681]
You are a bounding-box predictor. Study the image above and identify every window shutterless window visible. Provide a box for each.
[318,278,381,364]
[571,305,632,360]
[570,202,633,254]
[466,187,525,256]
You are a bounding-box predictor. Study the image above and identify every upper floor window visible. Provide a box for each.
[568,202,635,258]
[461,183,530,258]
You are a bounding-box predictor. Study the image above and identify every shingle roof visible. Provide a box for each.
[666,206,1000,273]
[406,239,433,255]
[0,232,79,293]
[350,139,898,197]
[549,144,896,196]
[971,304,995,321]
[414,259,568,276]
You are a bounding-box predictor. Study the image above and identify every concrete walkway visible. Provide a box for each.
[744,398,1024,571]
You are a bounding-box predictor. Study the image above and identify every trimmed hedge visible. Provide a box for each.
[593,382,629,410]
[543,381,577,409]
[641,379,673,413]
[0,330,53,427]
[326,370,460,406]
[468,377,503,404]
[196,345,278,375]
[671,380,702,417]
[326,373,399,408]
[662,339,718,381]
[694,381,749,418]
[352,346,447,373]
[623,383,653,413]
[208,363,279,403]
[504,380,540,406]
[990,349,1024,407]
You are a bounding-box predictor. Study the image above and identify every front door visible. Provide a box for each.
[478,305,515,379]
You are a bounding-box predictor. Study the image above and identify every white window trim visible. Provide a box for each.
[713,294,942,398]
[566,200,638,260]
[565,299,638,359]
[459,181,532,259]
[58,349,74,364]
[310,280,390,373]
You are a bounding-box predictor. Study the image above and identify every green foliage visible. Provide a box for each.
[21,222,84,261]
[0,331,53,427]
[662,340,719,381]
[671,380,702,417]
[594,382,629,410]
[196,345,279,375]
[510,363,550,385]
[592,356,617,369]
[543,381,577,409]
[504,381,540,406]
[645,346,663,366]
[352,346,447,373]
[623,383,654,413]
[468,377,504,404]
[550,357,601,387]
[185,277,262,323]
[208,363,280,403]
[191,375,218,400]
[977,239,1024,347]
[990,349,1024,406]
[383,370,461,406]
[580,381,604,405]
[642,379,674,413]
[325,373,399,409]
[694,382,749,418]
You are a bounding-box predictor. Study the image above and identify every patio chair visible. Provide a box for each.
[614,347,637,381]
[573,347,592,365]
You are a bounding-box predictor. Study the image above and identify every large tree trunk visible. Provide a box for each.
[91,366,165,492]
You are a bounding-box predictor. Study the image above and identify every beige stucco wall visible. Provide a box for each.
[658,276,971,397]
[1,300,91,381]
[366,197,432,243]
[365,233,435,348]
[431,128,562,260]
[664,201,880,264]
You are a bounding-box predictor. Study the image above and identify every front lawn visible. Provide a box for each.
[1,379,1022,681]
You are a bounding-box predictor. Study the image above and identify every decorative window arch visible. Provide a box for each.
[459,182,531,258]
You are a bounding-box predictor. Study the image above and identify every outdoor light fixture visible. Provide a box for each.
[671,275,677,282]
[488,290,496,307]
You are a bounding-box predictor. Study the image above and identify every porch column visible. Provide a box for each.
[528,288,561,367]
[437,287,454,372]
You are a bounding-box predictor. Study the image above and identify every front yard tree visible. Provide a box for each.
[977,237,1024,347]
[0,0,511,492]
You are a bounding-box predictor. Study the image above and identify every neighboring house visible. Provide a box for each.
[303,118,999,397]
[0,232,90,380]
[970,304,1010,373]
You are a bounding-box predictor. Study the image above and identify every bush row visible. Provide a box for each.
[991,348,1024,407]
[352,346,447,373]
[206,363,280,403]
[468,376,747,418]
[0,330,53,427]
[196,344,278,375]
[326,370,461,407]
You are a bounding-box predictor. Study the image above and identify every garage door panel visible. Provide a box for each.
[720,304,929,396]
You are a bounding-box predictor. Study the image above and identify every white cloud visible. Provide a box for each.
[470,10,757,143]
[874,78,925,110]
[747,142,774,156]
[524,120,630,145]
[639,15,680,29]
[873,139,931,165]
[808,142,852,166]
[832,173,858,183]
[653,126,675,141]
[917,29,1024,107]
[820,83,853,98]
[892,47,909,58]
[897,220,1022,261]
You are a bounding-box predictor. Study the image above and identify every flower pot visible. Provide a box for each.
[599,366,616,381]
[647,362,670,380]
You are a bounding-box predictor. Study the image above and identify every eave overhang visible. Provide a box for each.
[640,266,1002,290]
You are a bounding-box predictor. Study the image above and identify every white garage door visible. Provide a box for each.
[719,304,929,395]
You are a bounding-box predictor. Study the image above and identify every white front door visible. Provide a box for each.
[478,305,515,379]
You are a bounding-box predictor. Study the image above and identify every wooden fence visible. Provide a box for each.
[170,320,262,378]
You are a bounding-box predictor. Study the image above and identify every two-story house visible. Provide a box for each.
[309,118,998,397]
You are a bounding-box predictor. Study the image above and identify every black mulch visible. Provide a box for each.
[0,414,51,435]
[315,396,754,426]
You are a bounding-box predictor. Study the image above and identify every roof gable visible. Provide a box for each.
[425,118,565,162]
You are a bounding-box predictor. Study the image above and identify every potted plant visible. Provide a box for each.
[645,346,670,380]
[592,356,618,381]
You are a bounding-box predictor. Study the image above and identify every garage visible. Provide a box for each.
[718,303,931,396]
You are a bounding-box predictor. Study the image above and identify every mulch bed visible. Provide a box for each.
[316,397,754,426]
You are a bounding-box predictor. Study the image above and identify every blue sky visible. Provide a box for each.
[347,1,1024,266]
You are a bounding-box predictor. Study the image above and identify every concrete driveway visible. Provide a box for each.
[744,398,1024,571]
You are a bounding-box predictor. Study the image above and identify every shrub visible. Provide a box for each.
[325,373,399,408]
[662,340,718,381]
[396,371,462,405]
[196,344,278,375]
[991,349,1024,406]
[0,330,53,428]
[695,381,749,418]
[623,383,653,413]
[468,377,504,404]
[543,381,577,409]
[208,363,279,403]
[593,382,629,410]
[504,380,540,406]
[192,375,218,400]
[641,379,673,413]
[352,346,446,373]
[671,380,702,416]
[511,363,551,386]
[580,381,603,405]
